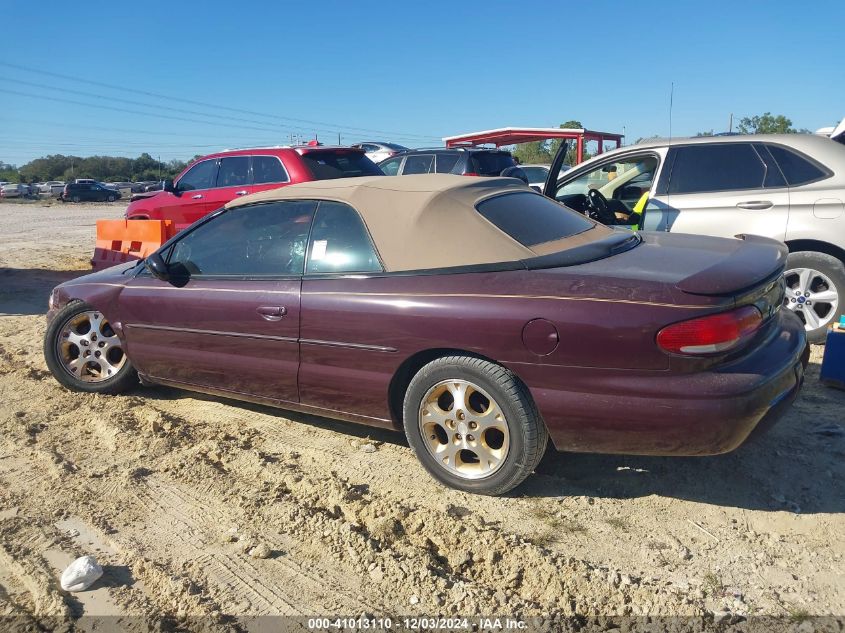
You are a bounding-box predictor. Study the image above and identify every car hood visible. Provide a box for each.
[62,260,140,288]
[547,231,787,298]
[130,190,163,202]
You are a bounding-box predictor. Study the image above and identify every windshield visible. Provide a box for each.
[521,166,549,182]
[301,150,384,179]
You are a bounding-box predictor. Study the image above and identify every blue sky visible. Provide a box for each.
[1,0,843,165]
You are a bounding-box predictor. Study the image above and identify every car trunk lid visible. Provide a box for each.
[673,233,787,296]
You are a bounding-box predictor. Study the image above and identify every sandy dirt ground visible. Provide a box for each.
[0,201,843,631]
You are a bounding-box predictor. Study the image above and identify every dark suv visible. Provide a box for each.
[61,182,122,203]
[378,147,516,177]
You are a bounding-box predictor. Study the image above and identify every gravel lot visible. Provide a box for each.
[0,201,843,630]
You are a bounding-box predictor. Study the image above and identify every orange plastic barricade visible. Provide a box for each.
[91,219,176,270]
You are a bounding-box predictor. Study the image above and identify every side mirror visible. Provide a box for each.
[146,252,170,281]
[500,166,529,185]
[163,179,176,193]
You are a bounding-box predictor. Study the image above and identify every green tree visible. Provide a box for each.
[551,120,584,166]
[17,152,189,183]
[737,112,796,134]
[0,160,19,182]
[512,141,552,165]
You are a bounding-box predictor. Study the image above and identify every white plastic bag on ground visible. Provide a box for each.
[60,555,103,592]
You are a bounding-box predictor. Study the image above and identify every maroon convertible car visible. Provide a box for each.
[44,175,808,495]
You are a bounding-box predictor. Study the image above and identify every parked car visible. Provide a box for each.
[544,134,845,343]
[60,182,122,203]
[0,183,28,198]
[351,141,409,164]
[124,145,383,229]
[44,175,807,495]
[519,164,570,192]
[38,181,64,194]
[378,147,516,177]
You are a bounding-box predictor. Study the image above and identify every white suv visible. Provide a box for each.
[545,132,845,343]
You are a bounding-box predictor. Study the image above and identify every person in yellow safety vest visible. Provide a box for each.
[613,191,648,231]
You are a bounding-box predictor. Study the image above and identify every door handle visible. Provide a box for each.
[235,190,248,196]
[191,194,204,200]
[736,200,773,210]
[256,306,287,321]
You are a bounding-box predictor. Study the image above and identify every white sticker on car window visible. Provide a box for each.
[311,239,327,260]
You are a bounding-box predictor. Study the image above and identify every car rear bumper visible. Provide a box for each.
[512,310,808,456]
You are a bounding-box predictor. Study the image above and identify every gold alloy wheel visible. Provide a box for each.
[56,311,126,382]
[418,379,510,480]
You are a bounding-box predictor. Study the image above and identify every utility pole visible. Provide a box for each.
[158,155,161,180]
[338,132,341,145]
[728,113,733,134]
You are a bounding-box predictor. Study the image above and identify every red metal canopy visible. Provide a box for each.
[442,127,624,165]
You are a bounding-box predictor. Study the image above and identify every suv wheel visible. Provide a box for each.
[107,194,116,202]
[71,195,81,203]
[403,355,547,496]
[784,251,844,344]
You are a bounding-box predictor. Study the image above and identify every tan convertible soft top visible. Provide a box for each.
[226,174,611,272]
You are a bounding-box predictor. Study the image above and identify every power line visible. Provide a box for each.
[0,61,442,141]
[0,87,306,136]
[0,116,290,143]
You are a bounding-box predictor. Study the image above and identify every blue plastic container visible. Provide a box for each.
[820,316,845,390]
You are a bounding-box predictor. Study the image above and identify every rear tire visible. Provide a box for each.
[402,355,547,496]
[44,301,138,394]
[71,195,81,203]
[784,251,844,344]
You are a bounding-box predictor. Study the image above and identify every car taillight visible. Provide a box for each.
[656,305,763,355]
[463,172,479,176]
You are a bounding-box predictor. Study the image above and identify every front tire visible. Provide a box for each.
[44,301,138,394]
[784,251,844,344]
[403,355,547,496]
[107,194,116,202]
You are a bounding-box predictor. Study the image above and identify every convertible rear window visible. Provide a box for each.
[476,192,594,247]
[300,150,384,179]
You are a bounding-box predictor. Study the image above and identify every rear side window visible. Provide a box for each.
[301,151,383,179]
[476,192,594,247]
[470,152,515,176]
[521,166,548,182]
[765,144,829,186]
[435,153,460,173]
[753,144,787,188]
[403,154,434,174]
[216,156,250,187]
[178,159,218,191]
[252,156,289,184]
[668,144,765,193]
[306,201,382,274]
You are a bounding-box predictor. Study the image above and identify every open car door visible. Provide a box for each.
[543,140,570,198]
